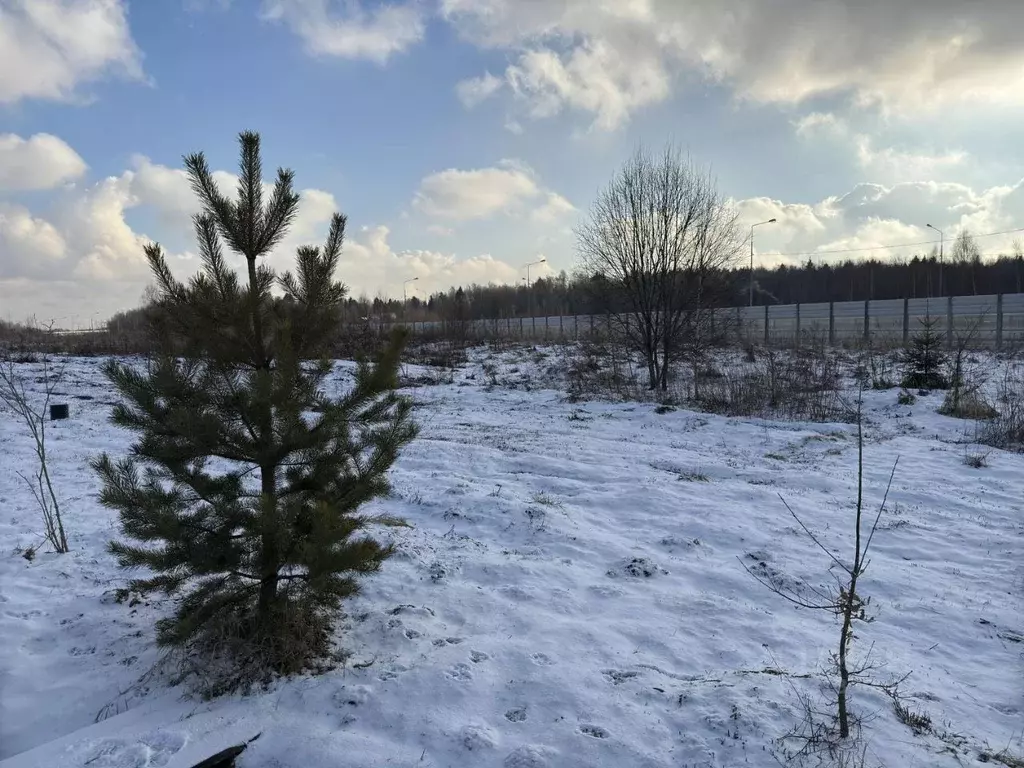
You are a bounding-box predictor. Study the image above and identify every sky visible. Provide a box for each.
[2,0,1024,326]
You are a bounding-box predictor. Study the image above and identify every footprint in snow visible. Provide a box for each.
[333,684,374,706]
[505,707,527,723]
[530,652,553,666]
[447,663,474,681]
[504,745,557,768]
[460,724,498,751]
[377,665,407,681]
[433,636,465,647]
[76,730,187,768]
[579,724,610,739]
[469,650,489,663]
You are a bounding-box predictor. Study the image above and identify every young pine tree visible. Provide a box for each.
[900,314,948,390]
[92,132,417,687]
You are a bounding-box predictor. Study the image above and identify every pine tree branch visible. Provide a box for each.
[236,130,264,257]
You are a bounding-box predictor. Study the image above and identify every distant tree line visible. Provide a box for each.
[91,233,1024,337]
[378,230,1024,324]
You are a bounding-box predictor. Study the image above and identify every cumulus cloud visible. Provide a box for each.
[531,191,576,223]
[794,112,968,183]
[0,204,68,278]
[0,0,143,105]
[261,0,424,63]
[441,0,1024,129]
[0,144,535,319]
[456,71,503,108]
[735,177,1024,267]
[0,148,348,319]
[413,160,574,222]
[342,224,521,297]
[0,133,88,191]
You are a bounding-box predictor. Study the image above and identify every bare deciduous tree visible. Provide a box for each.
[951,228,982,295]
[0,355,70,553]
[742,393,900,741]
[576,144,743,391]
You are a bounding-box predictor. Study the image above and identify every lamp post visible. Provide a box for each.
[525,257,546,287]
[403,277,419,302]
[749,219,776,307]
[926,224,944,297]
[524,258,546,317]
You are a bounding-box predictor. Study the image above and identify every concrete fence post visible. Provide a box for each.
[996,294,1004,350]
[763,304,770,346]
[795,303,801,348]
[863,300,870,344]
[902,298,909,346]
[828,301,835,346]
[946,296,954,350]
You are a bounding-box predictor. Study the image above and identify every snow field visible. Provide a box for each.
[0,349,1021,767]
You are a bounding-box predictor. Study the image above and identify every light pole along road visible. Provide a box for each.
[926,223,944,297]
[524,257,546,317]
[403,276,419,303]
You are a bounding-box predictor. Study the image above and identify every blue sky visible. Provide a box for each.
[2,0,1024,325]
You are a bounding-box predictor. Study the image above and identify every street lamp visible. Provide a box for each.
[926,223,944,297]
[403,277,419,302]
[749,219,776,307]
[524,258,546,318]
[524,257,546,287]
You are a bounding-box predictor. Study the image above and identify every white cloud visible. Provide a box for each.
[261,0,424,63]
[413,160,574,222]
[441,0,1024,129]
[61,173,150,281]
[0,0,143,105]
[456,71,503,108]
[852,137,967,183]
[531,191,576,223]
[735,177,1024,267]
[0,143,540,318]
[0,151,348,319]
[793,112,968,183]
[793,112,845,139]
[342,224,522,296]
[427,224,454,236]
[0,133,87,191]
[123,155,339,268]
[0,204,67,278]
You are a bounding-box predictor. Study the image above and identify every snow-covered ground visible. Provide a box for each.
[1,348,1021,767]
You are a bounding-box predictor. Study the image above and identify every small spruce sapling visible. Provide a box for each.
[900,315,947,390]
